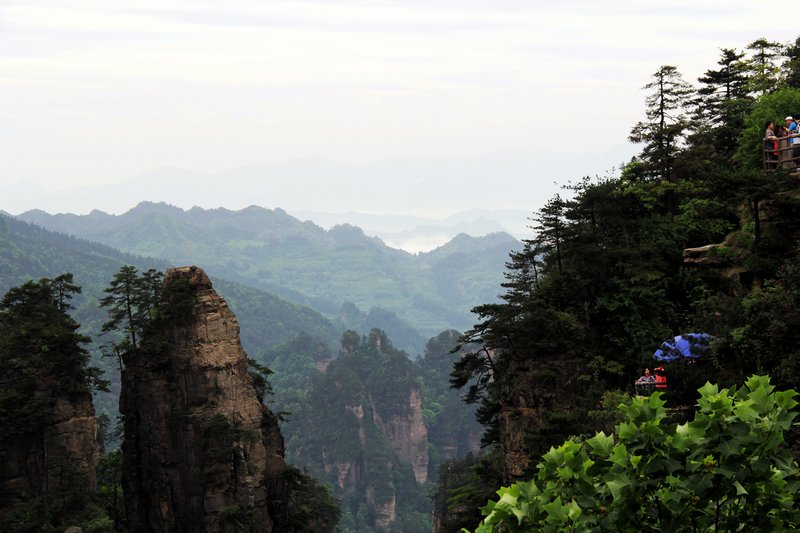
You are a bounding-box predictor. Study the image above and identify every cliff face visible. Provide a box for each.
[0,275,100,528]
[120,266,287,533]
[498,354,584,479]
[683,191,800,294]
[0,392,98,515]
[372,388,428,484]
[293,329,431,531]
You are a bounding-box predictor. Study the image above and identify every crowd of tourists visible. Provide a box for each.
[634,366,667,395]
[764,116,800,165]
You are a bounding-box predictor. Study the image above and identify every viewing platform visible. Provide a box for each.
[763,136,800,173]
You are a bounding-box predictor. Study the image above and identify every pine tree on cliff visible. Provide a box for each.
[0,274,100,431]
[99,265,163,364]
[690,47,753,160]
[0,274,107,530]
[784,37,800,89]
[629,65,694,182]
[745,37,785,95]
[100,265,143,352]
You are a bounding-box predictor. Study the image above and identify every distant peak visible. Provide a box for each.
[329,223,365,234]
[128,201,184,215]
[20,208,49,216]
[240,204,268,213]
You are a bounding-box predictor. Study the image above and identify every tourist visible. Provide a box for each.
[765,120,779,165]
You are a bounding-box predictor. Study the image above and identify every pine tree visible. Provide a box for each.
[99,265,142,353]
[784,37,800,89]
[691,48,753,159]
[0,276,108,530]
[531,195,568,275]
[745,37,785,95]
[0,276,97,404]
[629,65,695,181]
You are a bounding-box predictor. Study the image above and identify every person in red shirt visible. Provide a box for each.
[654,366,667,390]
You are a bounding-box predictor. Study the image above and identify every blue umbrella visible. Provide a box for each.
[653,333,711,362]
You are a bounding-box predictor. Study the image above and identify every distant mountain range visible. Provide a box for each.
[290,207,533,252]
[0,144,635,222]
[0,214,341,356]
[16,202,521,338]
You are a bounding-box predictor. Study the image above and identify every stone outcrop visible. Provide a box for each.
[304,330,432,531]
[371,389,428,484]
[0,392,98,516]
[683,190,800,293]
[120,266,287,533]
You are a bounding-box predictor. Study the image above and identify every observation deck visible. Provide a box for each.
[763,136,800,173]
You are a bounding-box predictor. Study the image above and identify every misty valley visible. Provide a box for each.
[3,32,800,533]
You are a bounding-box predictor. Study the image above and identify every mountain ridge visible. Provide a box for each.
[0,143,634,216]
[16,203,519,336]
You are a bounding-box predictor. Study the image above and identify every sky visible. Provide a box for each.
[1,0,799,217]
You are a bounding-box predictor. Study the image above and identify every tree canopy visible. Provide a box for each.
[445,33,800,532]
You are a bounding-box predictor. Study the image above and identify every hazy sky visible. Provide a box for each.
[1,1,798,214]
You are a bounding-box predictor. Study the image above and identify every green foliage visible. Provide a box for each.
[95,450,124,531]
[469,376,800,532]
[99,265,201,368]
[276,465,341,532]
[281,329,437,531]
[744,38,785,96]
[691,47,752,160]
[200,413,255,462]
[247,357,274,404]
[99,265,159,362]
[629,65,694,181]
[17,203,519,338]
[1,500,112,533]
[0,275,104,438]
[219,279,341,355]
[444,39,800,521]
[99,265,149,351]
[450,174,714,469]
[432,452,504,533]
[784,37,800,89]
[728,253,800,387]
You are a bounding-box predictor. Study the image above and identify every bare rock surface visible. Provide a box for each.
[121,266,287,533]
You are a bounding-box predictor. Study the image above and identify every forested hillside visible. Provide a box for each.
[7,29,800,533]
[17,203,519,339]
[0,212,487,533]
[258,328,481,533]
[438,38,800,531]
[0,215,347,424]
[0,214,342,354]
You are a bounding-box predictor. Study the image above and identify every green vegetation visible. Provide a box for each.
[8,32,800,533]
[0,275,110,532]
[16,203,519,338]
[470,376,799,532]
[0,275,106,437]
[292,329,432,529]
[444,36,800,532]
[264,329,475,532]
[200,413,256,463]
[0,214,346,425]
[276,465,341,533]
[99,265,163,357]
[96,266,344,532]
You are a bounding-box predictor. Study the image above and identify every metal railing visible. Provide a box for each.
[634,380,656,396]
[763,136,800,172]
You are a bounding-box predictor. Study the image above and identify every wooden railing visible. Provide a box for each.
[763,136,800,172]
